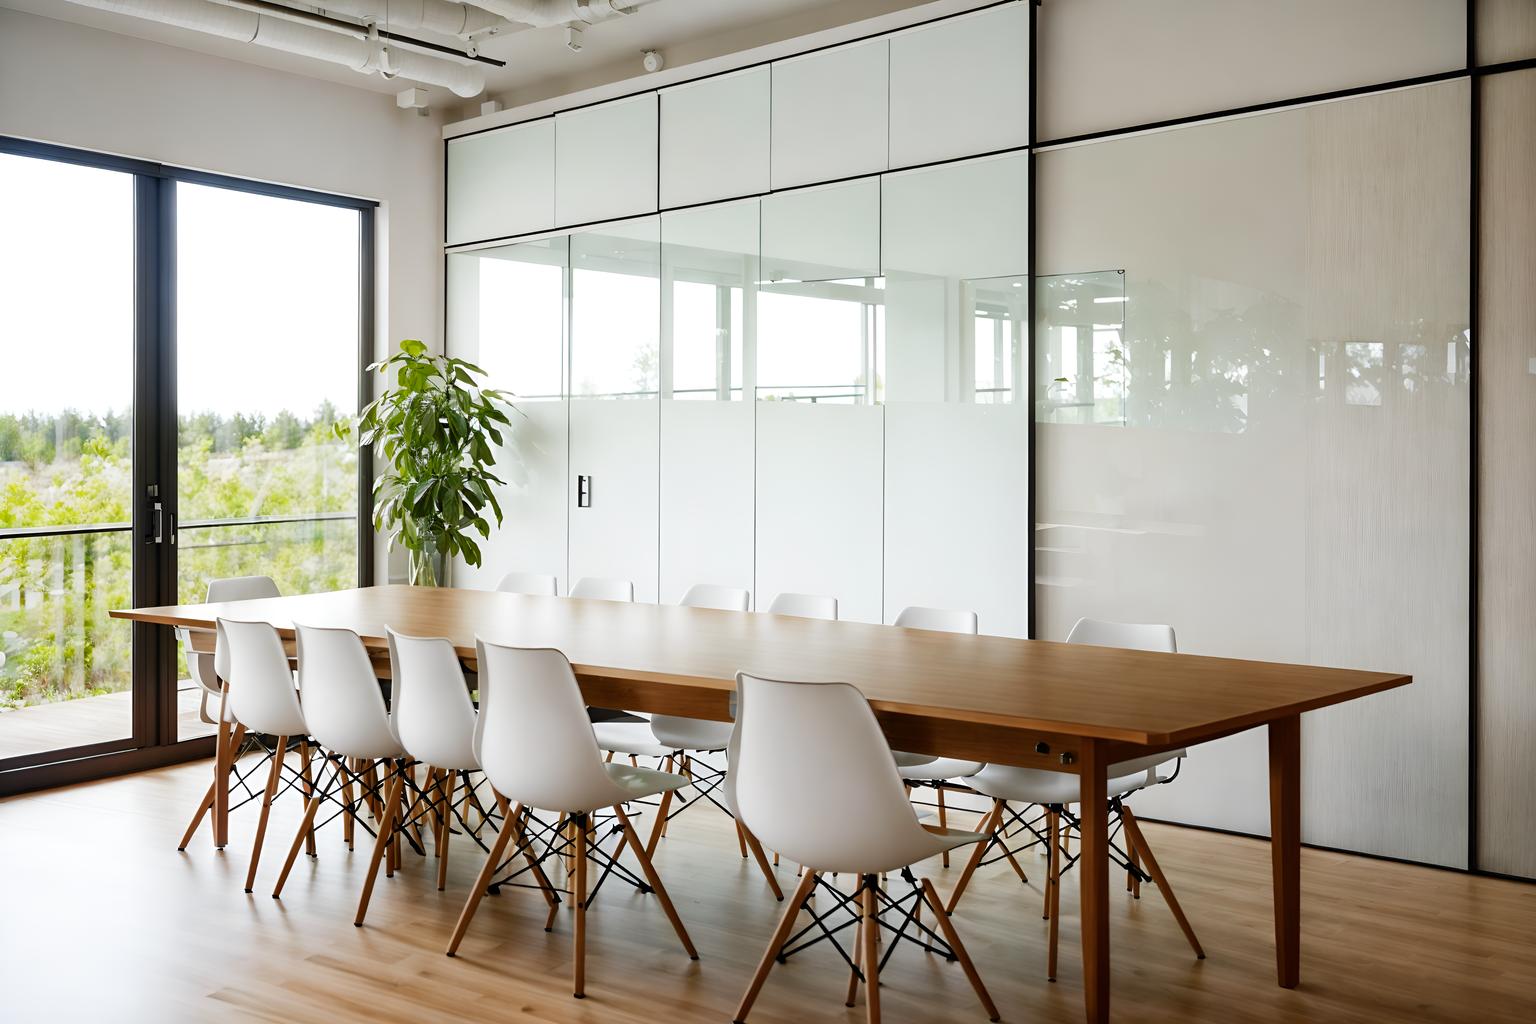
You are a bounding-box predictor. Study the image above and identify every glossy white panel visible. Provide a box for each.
[660,67,770,208]
[882,152,1029,281]
[555,94,659,226]
[1038,0,1464,140]
[1036,82,1470,866]
[568,398,660,603]
[660,401,755,606]
[888,3,1029,167]
[446,119,555,245]
[770,38,888,189]
[884,403,1029,637]
[755,401,884,623]
[760,178,881,283]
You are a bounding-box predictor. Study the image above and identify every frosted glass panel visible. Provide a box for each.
[770,38,888,189]
[1038,0,1464,140]
[660,67,770,207]
[569,399,659,603]
[445,237,569,590]
[761,178,880,284]
[756,401,884,623]
[555,95,658,225]
[888,3,1029,167]
[1035,82,1470,866]
[660,401,754,606]
[446,119,554,245]
[662,201,757,401]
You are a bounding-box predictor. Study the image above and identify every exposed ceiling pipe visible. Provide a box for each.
[314,0,513,39]
[468,0,663,30]
[64,0,486,96]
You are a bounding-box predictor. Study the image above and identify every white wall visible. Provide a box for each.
[0,7,445,585]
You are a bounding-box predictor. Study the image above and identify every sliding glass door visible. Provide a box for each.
[0,137,373,787]
[0,152,139,767]
[173,183,362,740]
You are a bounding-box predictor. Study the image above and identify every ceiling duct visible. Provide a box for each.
[468,0,662,30]
[63,0,487,96]
[314,0,512,39]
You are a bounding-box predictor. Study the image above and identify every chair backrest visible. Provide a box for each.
[496,571,559,597]
[680,583,751,612]
[731,672,928,871]
[217,617,307,738]
[207,575,281,604]
[1067,617,1176,653]
[894,605,978,635]
[388,628,479,770]
[473,639,622,814]
[295,623,400,759]
[767,592,838,620]
[569,577,634,602]
[191,576,281,694]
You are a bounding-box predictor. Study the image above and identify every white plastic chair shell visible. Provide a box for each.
[892,606,984,779]
[569,577,635,602]
[645,584,753,751]
[474,639,685,814]
[496,571,559,596]
[294,623,403,760]
[217,617,307,739]
[731,671,983,875]
[678,583,751,612]
[894,605,979,634]
[184,576,281,709]
[766,592,838,620]
[387,628,479,771]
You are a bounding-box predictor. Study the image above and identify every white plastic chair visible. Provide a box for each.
[176,576,282,851]
[569,576,635,601]
[948,616,1203,980]
[214,616,311,893]
[446,640,697,999]
[766,592,838,620]
[271,623,409,901]
[496,571,559,596]
[729,671,999,1024]
[889,607,987,866]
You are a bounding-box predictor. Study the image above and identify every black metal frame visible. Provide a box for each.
[0,134,378,795]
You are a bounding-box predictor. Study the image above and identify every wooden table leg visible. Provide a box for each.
[1078,741,1109,1023]
[1269,714,1301,989]
[213,682,232,849]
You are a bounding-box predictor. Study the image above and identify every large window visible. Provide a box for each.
[0,138,373,786]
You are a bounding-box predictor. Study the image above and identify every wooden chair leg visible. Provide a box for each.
[1044,808,1058,920]
[341,758,356,851]
[444,795,520,953]
[937,787,951,868]
[1120,805,1204,959]
[733,870,818,1024]
[573,813,588,998]
[353,771,405,924]
[946,800,1005,914]
[1047,808,1062,981]
[614,805,699,958]
[845,912,865,1007]
[921,878,999,1021]
[243,736,288,893]
[740,825,784,901]
[437,769,457,891]
[213,687,232,849]
[735,819,749,859]
[645,755,676,856]
[861,880,881,1024]
[1128,840,1141,898]
[297,740,317,857]
[180,778,218,852]
[272,780,326,898]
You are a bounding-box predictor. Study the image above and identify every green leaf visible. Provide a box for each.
[399,338,427,357]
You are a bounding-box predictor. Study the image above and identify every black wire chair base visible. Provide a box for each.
[487,809,654,903]
[777,868,959,977]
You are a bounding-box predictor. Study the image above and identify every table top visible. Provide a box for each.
[113,585,1409,748]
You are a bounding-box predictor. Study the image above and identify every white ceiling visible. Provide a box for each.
[2,0,936,116]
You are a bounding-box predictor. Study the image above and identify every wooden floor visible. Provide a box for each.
[0,685,214,760]
[1,758,1531,1024]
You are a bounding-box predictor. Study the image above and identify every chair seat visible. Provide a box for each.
[649,713,732,752]
[898,757,986,781]
[968,763,1160,806]
[892,750,937,768]
[791,823,989,877]
[602,762,689,802]
[592,720,674,758]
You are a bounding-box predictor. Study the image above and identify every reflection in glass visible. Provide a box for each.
[571,220,660,398]
[468,237,567,400]
[661,203,756,400]
[1035,271,1126,424]
[967,275,1029,404]
[757,278,883,403]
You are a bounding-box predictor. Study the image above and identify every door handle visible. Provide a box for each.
[577,475,592,508]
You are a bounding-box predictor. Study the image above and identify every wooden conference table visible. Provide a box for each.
[113,585,1411,1023]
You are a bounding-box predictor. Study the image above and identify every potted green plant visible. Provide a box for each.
[352,339,514,586]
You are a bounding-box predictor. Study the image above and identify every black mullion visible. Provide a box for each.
[1465,0,1480,874]
[1025,0,1038,640]
[358,208,377,587]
